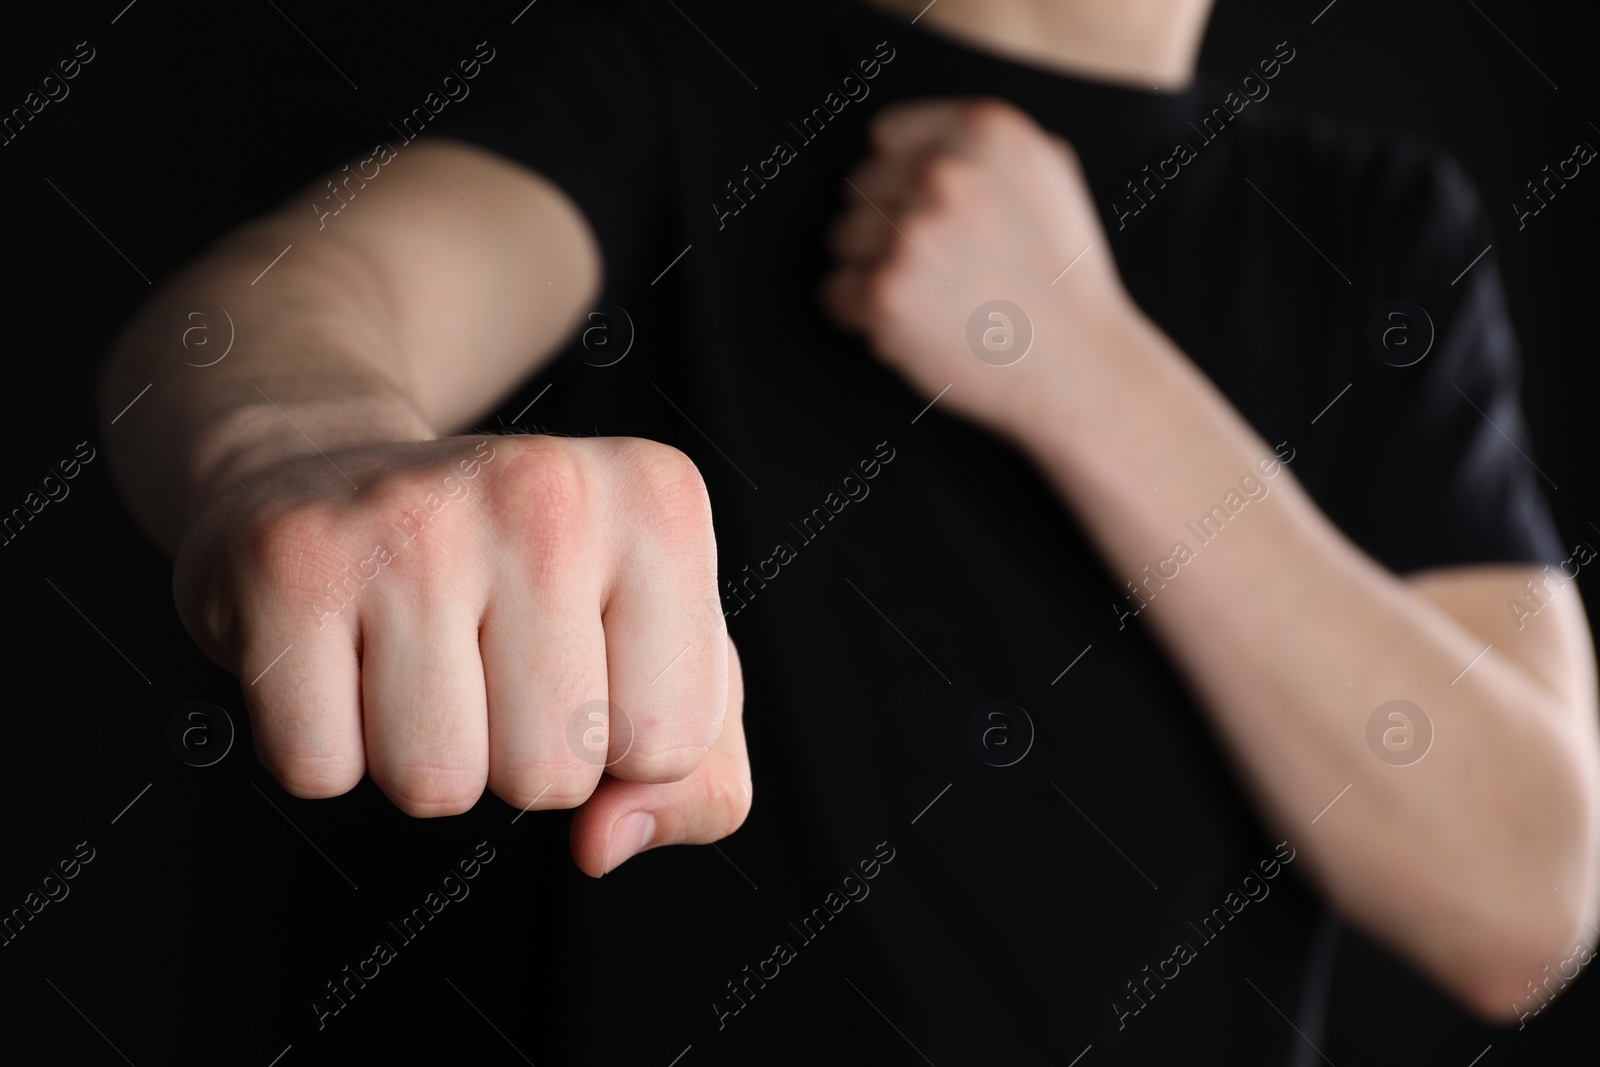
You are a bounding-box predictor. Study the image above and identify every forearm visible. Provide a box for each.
[1016,308,1598,1013]
[97,139,604,556]
[816,90,1597,1018]
[96,219,437,555]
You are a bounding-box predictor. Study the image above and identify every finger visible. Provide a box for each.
[242,596,365,799]
[841,152,922,210]
[826,203,897,263]
[481,569,609,814]
[361,583,490,817]
[868,96,993,158]
[480,436,613,812]
[570,634,750,877]
[599,439,726,784]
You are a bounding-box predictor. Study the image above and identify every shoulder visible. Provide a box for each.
[1229,106,1492,295]
[1255,108,1486,238]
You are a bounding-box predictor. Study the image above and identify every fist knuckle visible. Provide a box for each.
[964,97,1022,140]
[239,501,344,593]
[502,437,587,528]
[622,441,717,568]
[489,765,593,812]
[538,786,597,811]
[272,750,362,798]
[494,439,594,586]
[862,268,905,324]
[921,156,977,205]
[384,763,485,817]
[705,763,754,836]
[624,739,708,784]
[534,767,601,809]
[899,210,945,254]
[626,438,710,513]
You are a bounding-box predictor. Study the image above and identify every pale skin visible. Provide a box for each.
[100,145,750,880]
[841,0,1600,1022]
[96,0,1597,1025]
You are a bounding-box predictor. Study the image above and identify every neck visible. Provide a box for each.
[865,0,1212,91]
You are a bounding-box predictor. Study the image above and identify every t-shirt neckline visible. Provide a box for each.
[832,0,1215,158]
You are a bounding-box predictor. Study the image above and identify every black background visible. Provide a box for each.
[0,1,1594,1063]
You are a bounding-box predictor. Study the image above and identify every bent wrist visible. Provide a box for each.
[183,389,437,533]
[1004,295,1164,456]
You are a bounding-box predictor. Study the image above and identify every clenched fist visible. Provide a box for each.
[173,433,749,876]
[822,98,1142,439]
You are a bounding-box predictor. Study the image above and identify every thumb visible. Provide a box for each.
[569,635,751,877]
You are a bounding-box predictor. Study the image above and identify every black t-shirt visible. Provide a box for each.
[419,2,1564,1062]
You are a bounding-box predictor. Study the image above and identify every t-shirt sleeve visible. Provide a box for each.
[421,0,668,291]
[1322,139,1566,574]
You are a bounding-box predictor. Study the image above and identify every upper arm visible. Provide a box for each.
[261,137,602,433]
[1312,138,1566,578]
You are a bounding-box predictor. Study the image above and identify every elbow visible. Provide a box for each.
[1457,716,1600,1022]
[1447,891,1597,1025]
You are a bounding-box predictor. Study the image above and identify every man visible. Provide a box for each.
[97,0,1598,1060]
